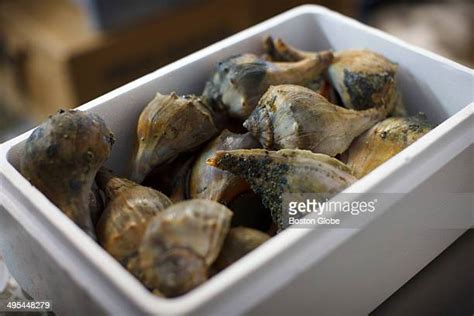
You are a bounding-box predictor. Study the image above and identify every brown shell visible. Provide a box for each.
[263,36,320,61]
[131,92,218,183]
[202,52,333,120]
[212,227,270,272]
[208,149,356,230]
[244,84,388,157]
[96,169,172,264]
[136,199,232,297]
[347,116,432,178]
[142,153,197,203]
[328,50,399,112]
[189,130,261,204]
[20,109,114,239]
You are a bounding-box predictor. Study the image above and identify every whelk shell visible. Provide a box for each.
[207,149,356,230]
[20,110,114,239]
[244,84,388,156]
[202,52,333,120]
[136,199,232,297]
[189,129,261,204]
[328,49,399,112]
[347,116,432,178]
[96,168,172,264]
[131,92,218,183]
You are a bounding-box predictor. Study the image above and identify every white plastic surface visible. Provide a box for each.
[0,256,8,292]
[0,5,473,316]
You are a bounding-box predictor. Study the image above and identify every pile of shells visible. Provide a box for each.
[19,36,433,298]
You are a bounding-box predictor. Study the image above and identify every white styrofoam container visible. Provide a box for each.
[0,5,473,316]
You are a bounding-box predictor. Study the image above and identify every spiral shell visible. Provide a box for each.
[202,52,333,120]
[328,50,399,112]
[189,129,261,204]
[96,169,172,264]
[208,149,356,229]
[131,92,218,183]
[21,110,114,239]
[347,116,432,178]
[136,199,232,297]
[244,84,388,156]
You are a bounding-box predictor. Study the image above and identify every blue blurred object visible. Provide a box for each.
[72,0,197,30]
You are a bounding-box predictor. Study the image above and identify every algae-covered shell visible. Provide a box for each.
[96,169,172,264]
[328,49,399,112]
[208,149,356,229]
[137,199,232,297]
[189,130,261,203]
[347,116,432,178]
[20,109,114,239]
[244,84,388,156]
[202,52,333,120]
[212,227,270,272]
[131,92,218,183]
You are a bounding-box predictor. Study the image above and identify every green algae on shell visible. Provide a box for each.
[207,149,357,230]
[328,49,399,112]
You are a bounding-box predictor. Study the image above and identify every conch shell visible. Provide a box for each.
[328,49,398,112]
[131,92,218,183]
[20,109,114,239]
[347,116,432,178]
[244,84,388,156]
[96,168,172,264]
[189,129,261,203]
[207,149,356,229]
[136,199,232,297]
[202,52,333,120]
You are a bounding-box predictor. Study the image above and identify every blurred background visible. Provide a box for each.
[0,0,472,142]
